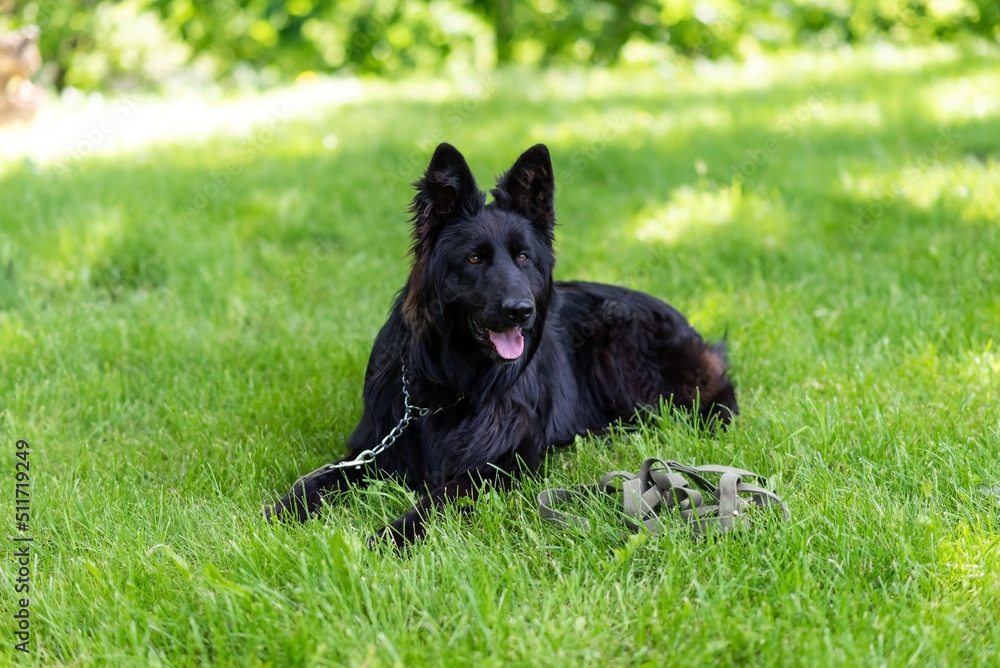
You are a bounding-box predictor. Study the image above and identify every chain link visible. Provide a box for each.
[293,361,461,488]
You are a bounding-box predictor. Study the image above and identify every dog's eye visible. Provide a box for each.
[468,254,481,265]
[517,253,528,263]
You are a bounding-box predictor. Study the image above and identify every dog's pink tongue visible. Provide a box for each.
[489,328,524,360]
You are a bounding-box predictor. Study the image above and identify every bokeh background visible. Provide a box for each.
[4,0,1000,91]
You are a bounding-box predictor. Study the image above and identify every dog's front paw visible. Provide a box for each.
[367,511,426,550]
[263,485,314,523]
[701,394,738,431]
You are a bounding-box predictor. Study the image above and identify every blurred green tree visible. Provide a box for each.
[2,0,997,91]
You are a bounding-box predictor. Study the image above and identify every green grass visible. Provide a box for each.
[2,45,1000,666]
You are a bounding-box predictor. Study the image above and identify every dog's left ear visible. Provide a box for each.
[492,144,555,241]
[410,143,484,240]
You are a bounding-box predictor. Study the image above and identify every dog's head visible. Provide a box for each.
[404,143,556,366]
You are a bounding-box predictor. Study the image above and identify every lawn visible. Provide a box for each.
[1,44,999,666]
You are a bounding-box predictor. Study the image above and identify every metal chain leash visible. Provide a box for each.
[292,361,461,489]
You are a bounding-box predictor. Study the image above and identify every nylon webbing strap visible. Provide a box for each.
[538,458,789,537]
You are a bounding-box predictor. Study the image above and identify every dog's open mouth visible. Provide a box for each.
[470,319,524,360]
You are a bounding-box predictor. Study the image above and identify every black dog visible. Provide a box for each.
[266,143,737,546]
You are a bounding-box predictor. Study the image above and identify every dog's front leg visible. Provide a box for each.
[265,459,370,522]
[370,468,512,549]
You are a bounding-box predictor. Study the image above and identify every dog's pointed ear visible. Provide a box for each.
[491,144,555,241]
[410,143,483,239]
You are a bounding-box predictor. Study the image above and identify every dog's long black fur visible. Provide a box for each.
[266,143,738,546]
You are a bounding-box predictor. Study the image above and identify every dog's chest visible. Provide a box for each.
[416,393,542,484]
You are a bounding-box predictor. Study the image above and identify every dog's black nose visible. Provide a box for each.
[503,299,534,325]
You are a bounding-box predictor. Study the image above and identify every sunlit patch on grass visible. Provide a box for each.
[896,164,956,210]
[923,71,1000,123]
[633,183,788,247]
[839,154,996,221]
[838,169,900,202]
[541,109,633,146]
[0,78,359,167]
[957,345,1000,393]
[844,155,1000,220]
[863,42,964,72]
[811,100,884,130]
[635,184,738,244]
[534,44,967,104]
[647,104,735,135]
[951,159,1000,223]
[937,521,1000,596]
[543,104,734,153]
